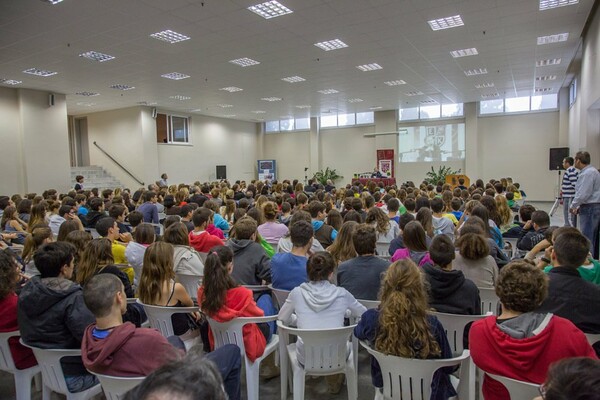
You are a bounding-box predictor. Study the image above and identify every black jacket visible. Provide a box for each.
[85,210,106,229]
[422,264,481,315]
[18,276,95,375]
[517,226,547,251]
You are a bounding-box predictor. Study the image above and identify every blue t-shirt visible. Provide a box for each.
[271,252,308,291]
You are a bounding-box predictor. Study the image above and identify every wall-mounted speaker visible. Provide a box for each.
[216,165,227,180]
[48,93,55,107]
[151,107,157,119]
[549,147,570,171]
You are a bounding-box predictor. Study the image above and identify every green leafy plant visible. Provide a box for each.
[424,166,460,185]
[313,167,343,185]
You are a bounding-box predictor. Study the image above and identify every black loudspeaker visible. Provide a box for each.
[216,165,227,180]
[549,147,570,171]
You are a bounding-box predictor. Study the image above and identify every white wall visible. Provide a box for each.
[0,87,24,194]
[263,131,311,181]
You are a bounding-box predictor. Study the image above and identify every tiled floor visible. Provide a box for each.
[0,201,562,400]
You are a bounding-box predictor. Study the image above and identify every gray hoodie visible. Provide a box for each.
[227,238,271,285]
[173,245,204,277]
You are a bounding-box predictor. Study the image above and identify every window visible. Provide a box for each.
[420,105,441,119]
[480,99,504,115]
[318,112,374,128]
[265,117,311,133]
[356,112,374,124]
[505,97,530,113]
[156,113,190,144]
[399,103,463,121]
[479,94,558,115]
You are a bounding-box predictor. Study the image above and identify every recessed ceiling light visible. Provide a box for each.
[261,97,282,101]
[190,108,203,112]
[481,93,499,99]
[314,39,348,51]
[23,68,57,77]
[137,101,157,106]
[450,48,478,58]
[76,102,96,107]
[384,80,406,86]
[76,91,100,96]
[356,63,383,72]
[536,58,561,66]
[536,75,557,81]
[281,76,305,83]
[150,30,190,44]
[220,86,243,92]
[539,0,578,11]
[110,84,135,90]
[252,110,266,114]
[41,0,64,4]
[464,68,488,76]
[405,91,424,96]
[420,100,437,104]
[79,51,115,62]
[537,33,569,45]
[1,79,22,85]
[428,15,464,31]
[248,1,293,19]
[218,104,233,108]
[229,57,260,67]
[369,106,383,110]
[161,72,190,80]
[169,95,191,100]
[474,82,495,88]
[318,89,339,94]
[535,87,554,92]
[348,98,363,103]
[296,105,311,109]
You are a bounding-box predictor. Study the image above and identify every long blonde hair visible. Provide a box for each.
[137,242,175,304]
[365,207,391,235]
[76,238,114,285]
[375,259,441,359]
[326,221,358,265]
[495,195,513,228]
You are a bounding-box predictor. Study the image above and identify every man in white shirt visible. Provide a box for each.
[570,151,600,258]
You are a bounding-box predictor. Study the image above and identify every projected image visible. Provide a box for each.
[398,123,465,162]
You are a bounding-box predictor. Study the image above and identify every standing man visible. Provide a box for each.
[570,151,600,258]
[561,156,579,227]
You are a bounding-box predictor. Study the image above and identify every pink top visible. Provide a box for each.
[258,221,289,246]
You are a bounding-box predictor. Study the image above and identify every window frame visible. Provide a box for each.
[318,111,374,129]
[478,94,559,116]
[156,113,192,145]
[399,103,464,122]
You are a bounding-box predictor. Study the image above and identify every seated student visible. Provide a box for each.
[505,192,519,212]
[278,202,292,226]
[18,242,98,393]
[48,205,76,237]
[355,259,456,400]
[227,216,271,286]
[431,198,455,241]
[0,250,37,370]
[109,204,131,234]
[366,207,399,249]
[391,221,433,267]
[517,210,550,252]
[188,208,224,253]
[137,191,159,224]
[308,201,338,248]
[337,224,389,301]
[386,198,402,224]
[534,357,600,400]
[503,204,535,238]
[204,200,229,233]
[96,217,134,281]
[469,261,596,400]
[460,218,509,269]
[85,197,106,229]
[163,222,204,278]
[258,201,289,247]
[450,197,463,221]
[179,204,195,233]
[388,212,417,255]
[424,235,481,315]
[537,230,600,337]
[453,232,498,288]
[125,223,155,284]
[278,252,366,394]
[127,210,143,233]
[271,220,312,291]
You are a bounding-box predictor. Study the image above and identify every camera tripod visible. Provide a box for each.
[549,170,562,217]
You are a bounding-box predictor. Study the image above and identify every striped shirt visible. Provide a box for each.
[561,166,579,197]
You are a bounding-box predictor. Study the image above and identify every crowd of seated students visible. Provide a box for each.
[1,174,599,399]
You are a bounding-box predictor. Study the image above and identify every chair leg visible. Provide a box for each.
[245,361,261,400]
[280,357,288,400]
[34,372,42,391]
[374,388,384,400]
[345,368,358,400]
[292,369,305,400]
[13,373,32,400]
[42,385,51,400]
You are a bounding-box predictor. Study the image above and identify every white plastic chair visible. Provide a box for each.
[0,331,41,400]
[376,243,391,258]
[277,321,357,400]
[136,299,199,337]
[86,228,101,239]
[206,315,279,400]
[150,223,164,235]
[175,273,203,300]
[478,287,501,315]
[360,340,471,400]
[243,284,271,292]
[267,284,291,308]
[20,343,103,400]
[89,371,145,400]
[485,372,540,400]
[429,312,486,356]
[585,332,600,346]
[503,237,519,259]
[358,299,381,310]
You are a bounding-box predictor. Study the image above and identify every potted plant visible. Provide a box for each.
[313,167,343,185]
[424,166,460,185]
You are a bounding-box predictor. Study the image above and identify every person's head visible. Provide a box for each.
[179,204,194,219]
[232,216,257,240]
[77,238,114,285]
[84,273,126,318]
[456,233,489,260]
[56,219,81,242]
[163,222,190,246]
[64,230,93,261]
[402,221,428,252]
[415,207,433,238]
[327,221,358,264]
[192,208,212,229]
[134,223,156,245]
[531,210,550,230]
[562,156,574,169]
[415,196,430,212]
[470,205,490,225]
[352,224,377,256]
[495,260,548,313]
[430,197,444,214]
[138,242,175,304]
[537,357,600,400]
[33,242,76,279]
[350,197,363,212]
[89,197,104,212]
[0,250,19,299]
[552,230,590,267]
[343,210,362,223]
[144,191,157,203]
[518,204,535,222]
[429,235,455,268]
[17,198,32,215]
[161,173,168,180]
[308,201,327,220]
[76,175,84,183]
[376,259,440,358]
[450,197,462,212]
[574,151,591,169]
[306,251,336,282]
[23,224,53,262]
[326,209,343,231]
[398,212,415,231]
[200,246,236,315]
[387,198,400,213]
[128,211,143,228]
[96,217,119,239]
[290,220,313,249]
[262,201,278,221]
[458,178,465,185]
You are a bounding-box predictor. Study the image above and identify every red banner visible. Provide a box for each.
[376,149,394,177]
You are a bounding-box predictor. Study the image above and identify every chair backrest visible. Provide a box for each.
[198,252,208,263]
[585,332,600,346]
[376,243,390,258]
[485,372,540,400]
[267,284,290,308]
[86,228,101,239]
[136,299,199,337]
[25,345,82,395]
[358,299,381,310]
[503,237,519,259]
[430,312,486,355]
[0,331,19,372]
[478,287,500,315]
[243,284,270,292]
[206,315,277,357]
[90,371,145,400]
[175,274,203,299]
[150,223,164,236]
[277,321,356,374]
[360,341,469,400]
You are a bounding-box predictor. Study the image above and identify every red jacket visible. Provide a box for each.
[198,286,265,362]
[206,224,225,240]
[188,230,224,253]
[469,315,597,400]
[0,293,37,370]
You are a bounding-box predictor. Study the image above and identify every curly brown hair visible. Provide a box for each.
[495,260,548,313]
[456,233,489,260]
[0,251,19,299]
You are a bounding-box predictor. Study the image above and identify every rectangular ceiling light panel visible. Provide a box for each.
[79,51,115,62]
[314,39,348,51]
[536,58,561,66]
[220,86,243,92]
[384,80,406,86]
[281,76,306,83]
[539,0,578,10]
[356,63,383,71]
[150,30,190,43]
[261,97,282,101]
[464,68,488,76]
[318,89,339,94]
[161,72,190,80]
[23,68,57,77]
[428,15,464,31]
[537,33,569,45]
[110,84,135,90]
[248,1,293,19]
[450,48,478,58]
[229,57,260,67]
[474,82,494,88]
[1,79,22,85]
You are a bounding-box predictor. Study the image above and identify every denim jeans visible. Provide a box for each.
[64,374,99,393]
[205,344,242,400]
[256,293,277,341]
[579,203,600,259]
[563,197,577,227]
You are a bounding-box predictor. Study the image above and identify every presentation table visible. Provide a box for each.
[351,177,396,187]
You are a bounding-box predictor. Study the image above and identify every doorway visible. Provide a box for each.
[68,116,90,167]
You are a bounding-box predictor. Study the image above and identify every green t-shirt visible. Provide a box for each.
[544,259,600,285]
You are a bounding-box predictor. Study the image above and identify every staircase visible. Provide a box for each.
[70,166,123,191]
